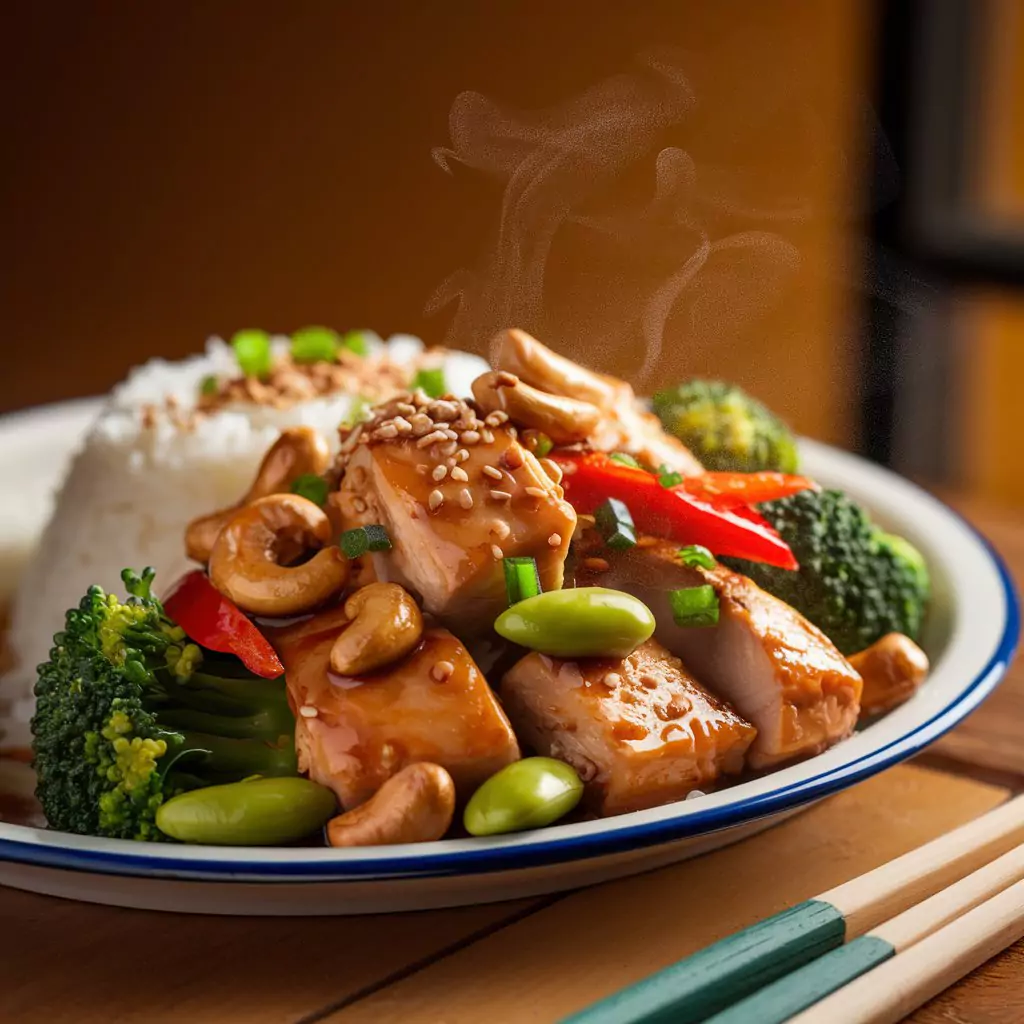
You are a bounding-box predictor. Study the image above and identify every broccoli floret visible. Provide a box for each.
[722,489,930,655]
[652,378,799,473]
[31,568,295,841]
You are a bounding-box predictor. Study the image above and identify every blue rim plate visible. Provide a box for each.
[0,419,1018,884]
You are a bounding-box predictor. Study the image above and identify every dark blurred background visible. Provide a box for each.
[2,1,1022,504]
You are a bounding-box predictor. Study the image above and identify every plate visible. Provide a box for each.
[0,400,1018,915]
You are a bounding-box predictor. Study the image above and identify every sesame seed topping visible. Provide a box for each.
[605,673,622,687]
[431,660,455,682]
[450,466,468,483]
[396,402,416,416]
[456,448,470,463]
[409,413,434,436]
[352,496,368,513]
[461,430,481,445]
[429,400,460,421]
[440,440,459,457]
[636,535,660,548]
[490,544,504,560]
[392,416,413,434]
[489,489,512,503]
[443,428,459,441]
[458,488,474,509]
[489,520,511,539]
[583,557,610,572]
[548,533,562,547]
[428,489,444,511]
[431,464,448,482]
[299,705,319,718]
[484,410,509,427]
[417,429,449,449]
[373,423,399,440]
[482,465,504,480]
[481,428,495,444]
[525,486,548,499]
[539,458,563,484]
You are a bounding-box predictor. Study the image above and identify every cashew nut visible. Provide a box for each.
[208,493,349,616]
[330,582,424,676]
[491,328,621,412]
[327,762,456,847]
[472,370,601,445]
[849,632,930,717]
[186,426,331,563]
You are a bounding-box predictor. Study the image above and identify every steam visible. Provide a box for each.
[427,48,804,383]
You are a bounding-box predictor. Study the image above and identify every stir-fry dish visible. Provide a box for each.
[29,329,932,847]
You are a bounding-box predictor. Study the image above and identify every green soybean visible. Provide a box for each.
[494,587,655,658]
[156,777,337,846]
[464,758,584,836]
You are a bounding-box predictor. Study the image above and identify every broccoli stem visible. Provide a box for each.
[170,730,297,779]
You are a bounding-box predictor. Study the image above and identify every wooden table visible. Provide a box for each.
[0,496,1021,1024]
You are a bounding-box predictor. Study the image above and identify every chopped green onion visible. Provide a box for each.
[290,326,340,364]
[199,374,219,397]
[503,557,542,606]
[231,329,273,378]
[411,368,447,399]
[341,330,370,357]
[595,497,637,550]
[669,585,720,627]
[290,473,329,507]
[534,433,554,458]
[678,544,716,569]
[657,463,684,488]
[339,525,393,559]
[609,452,642,469]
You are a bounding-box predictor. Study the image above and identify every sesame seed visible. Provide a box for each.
[496,370,520,387]
[396,402,416,416]
[440,440,459,457]
[450,466,469,482]
[409,413,434,436]
[393,416,413,434]
[299,705,319,718]
[352,496,368,513]
[605,673,622,687]
[458,488,474,509]
[432,464,448,482]
[583,557,610,572]
[417,429,449,449]
[539,458,563,484]
[490,544,504,560]
[461,430,481,445]
[456,448,470,462]
[525,486,548,499]
[482,465,504,480]
[431,660,455,682]
[443,428,459,442]
[489,489,512,503]
[548,533,562,547]
[373,424,399,440]
[481,428,495,444]
[489,520,511,539]
[636,535,660,549]
[428,489,444,511]
[484,410,509,427]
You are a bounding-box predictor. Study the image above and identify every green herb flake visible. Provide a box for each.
[658,463,684,488]
[199,374,219,397]
[339,525,392,559]
[678,544,716,569]
[609,452,642,469]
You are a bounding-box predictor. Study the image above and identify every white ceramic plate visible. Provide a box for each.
[0,401,1017,915]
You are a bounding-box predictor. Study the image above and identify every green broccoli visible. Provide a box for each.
[31,568,295,841]
[652,378,800,473]
[722,489,930,655]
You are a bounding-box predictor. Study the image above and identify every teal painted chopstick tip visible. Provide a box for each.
[701,934,895,1024]
[561,899,846,1024]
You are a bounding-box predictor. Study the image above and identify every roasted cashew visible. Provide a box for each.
[491,328,621,412]
[186,426,331,563]
[327,763,455,847]
[849,632,930,717]
[208,493,349,616]
[330,582,424,676]
[472,370,601,445]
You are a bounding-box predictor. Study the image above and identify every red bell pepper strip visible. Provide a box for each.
[553,453,799,570]
[162,570,284,679]
[679,471,817,509]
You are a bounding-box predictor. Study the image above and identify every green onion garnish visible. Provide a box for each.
[534,433,554,458]
[658,463,684,488]
[231,329,273,378]
[411,368,447,399]
[341,330,370,357]
[678,544,716,569]
[503,556,542,606]
[290,326,340,364]
[339,525,393,558]
[595,497,637,550]
[609,452,642,469]
[669,585,720,627]
[199,374,219,397]
[290,473,329,507]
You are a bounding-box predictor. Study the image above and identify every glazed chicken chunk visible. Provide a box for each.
[575,539,863,770]
[502,639,756,815]
[334,392,576,633]
[270,607,521,808]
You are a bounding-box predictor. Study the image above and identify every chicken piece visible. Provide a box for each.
[501,639,756,816]
[269,607,520,808]
[334,393,576,633]
[574,538,862,769]
[849,633,929,717]
[491,328,703,475]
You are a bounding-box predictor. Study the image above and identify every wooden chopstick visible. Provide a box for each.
[561,793,1024,1024]
[788,877,1024,1024]
[699,842,1024,1023]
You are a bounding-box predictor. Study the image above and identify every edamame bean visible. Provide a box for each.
[464,757,584,836]
[494,587,655,658]
[156,777,337,845]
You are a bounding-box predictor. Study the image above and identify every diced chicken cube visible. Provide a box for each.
[335,398,575,633]
[574,538,862,770]
[269,607,520,808]
[501,639,756,816]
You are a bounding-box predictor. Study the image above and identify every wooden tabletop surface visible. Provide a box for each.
[0,493,1021,1024]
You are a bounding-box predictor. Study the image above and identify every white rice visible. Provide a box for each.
[0,334,488,750]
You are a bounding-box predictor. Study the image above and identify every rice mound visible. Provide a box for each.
[0,334,488,751]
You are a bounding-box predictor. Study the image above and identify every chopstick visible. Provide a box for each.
[788,877,1024,1024]
[699,841,1024,1023]
[562,793,1024,1024]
